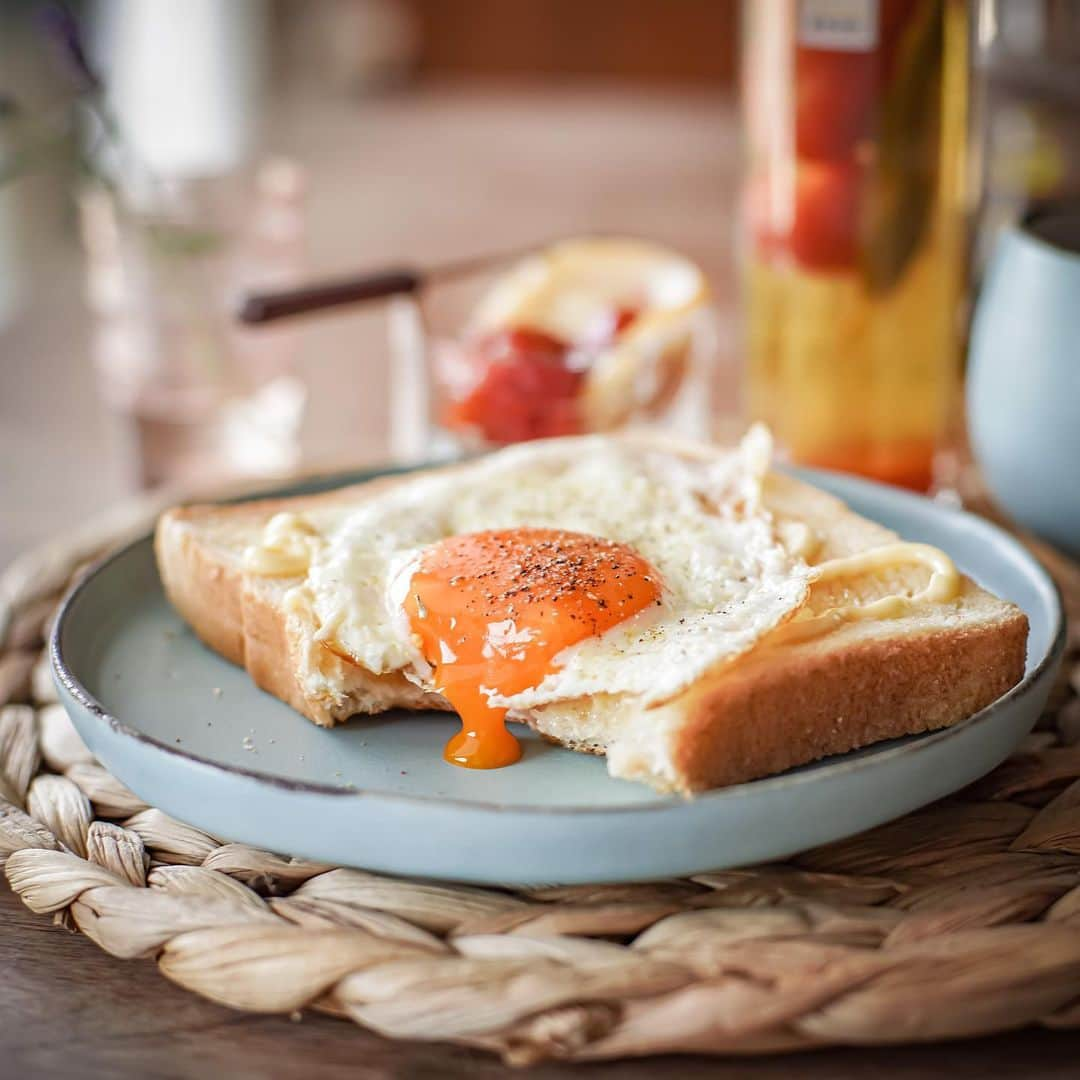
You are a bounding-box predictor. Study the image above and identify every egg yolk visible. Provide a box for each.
[404,528,662,769]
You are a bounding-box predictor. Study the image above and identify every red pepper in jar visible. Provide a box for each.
[790,158,865,270]
[794,48,877,162]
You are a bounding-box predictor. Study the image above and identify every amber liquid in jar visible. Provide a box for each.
[742,0,970,491]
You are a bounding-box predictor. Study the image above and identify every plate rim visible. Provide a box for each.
[51,463,1067,815]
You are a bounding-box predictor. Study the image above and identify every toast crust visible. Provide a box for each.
[155,510,247,668]
[154,444,1029,792]
[651,603,1025,791]
[155,482,455,727]
[527,584,1028,793]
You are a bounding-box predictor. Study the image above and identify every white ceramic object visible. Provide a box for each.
[100,0,266,179]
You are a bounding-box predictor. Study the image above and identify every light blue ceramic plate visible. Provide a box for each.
[52,466,1064,885]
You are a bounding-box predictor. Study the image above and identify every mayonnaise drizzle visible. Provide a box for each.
[242,512,322,577]
[775,542,960,644]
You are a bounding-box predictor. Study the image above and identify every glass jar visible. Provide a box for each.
[741,0,973,491]
[79,163,309,488]
[387,239,717,463]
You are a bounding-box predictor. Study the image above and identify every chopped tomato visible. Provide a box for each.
[444,327,584,445]
[477,326,568,365]
[609,305,640,337]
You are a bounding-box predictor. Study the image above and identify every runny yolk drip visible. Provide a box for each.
[403,528,662,769]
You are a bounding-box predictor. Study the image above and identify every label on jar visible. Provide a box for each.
[798,0,879,51]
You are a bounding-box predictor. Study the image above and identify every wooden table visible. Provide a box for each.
[3,82,1079,1077]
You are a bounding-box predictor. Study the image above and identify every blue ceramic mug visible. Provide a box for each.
[968,210,1080,558]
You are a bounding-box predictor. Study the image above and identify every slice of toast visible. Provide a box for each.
[155,447,1028,794]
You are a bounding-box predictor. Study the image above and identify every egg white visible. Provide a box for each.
[290,428,813,711]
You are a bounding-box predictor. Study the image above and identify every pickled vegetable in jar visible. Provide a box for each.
[741,0,971,491]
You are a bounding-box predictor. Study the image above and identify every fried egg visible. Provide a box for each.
[259,428,814,769]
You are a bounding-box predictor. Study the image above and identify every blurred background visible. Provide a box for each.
[2,0,1079,565]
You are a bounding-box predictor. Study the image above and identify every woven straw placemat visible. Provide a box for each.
[1,497,1079,1067]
